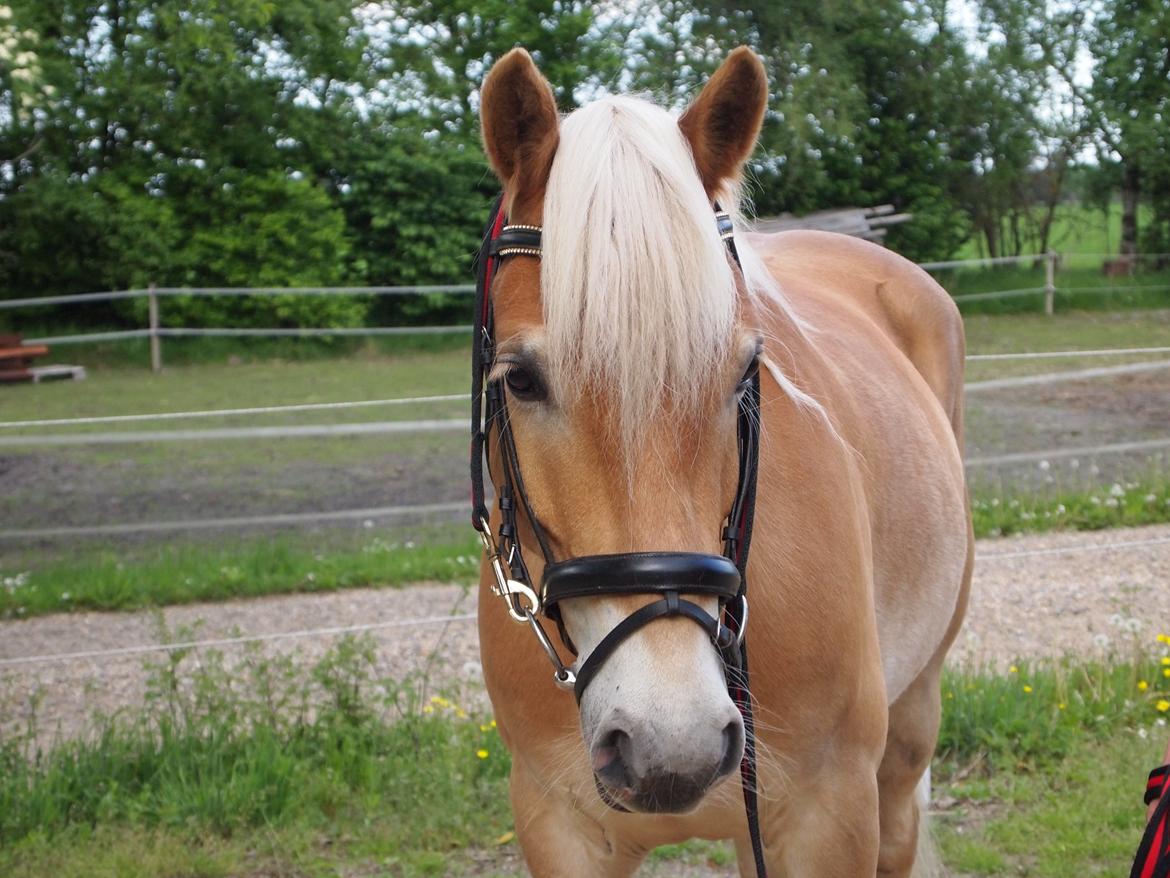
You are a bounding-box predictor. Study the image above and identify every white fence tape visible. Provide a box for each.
[966,437,1170,467]
[0,502,467,540]
[0,419,466,448]
[0,394,467,429]
[976,534,1170,562]
[0,613,479,668]
[967,346,1170,361]
[965,359,1170,392]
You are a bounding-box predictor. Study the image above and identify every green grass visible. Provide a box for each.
[0,346,468,424]
[0,529,480,619]
[0,634,516,878]
[15,327,471,370]
[970,478,1170,538]
[2,635,1168,877]
[934,645,1170,876]
[963,307,1170,381]
[936,201,1170,315]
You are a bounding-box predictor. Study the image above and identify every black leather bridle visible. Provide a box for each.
[469,193,769,877]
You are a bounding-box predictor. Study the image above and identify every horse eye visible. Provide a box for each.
[736,358,760,393]
[505,366,545,401]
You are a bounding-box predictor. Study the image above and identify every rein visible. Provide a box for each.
[469,193,769,878]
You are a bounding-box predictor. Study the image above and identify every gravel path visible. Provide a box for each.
[2,524,1169,745]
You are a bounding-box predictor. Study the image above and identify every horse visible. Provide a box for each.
[473,46,971,877]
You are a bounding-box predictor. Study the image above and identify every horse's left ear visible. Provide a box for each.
[679,47,768,199]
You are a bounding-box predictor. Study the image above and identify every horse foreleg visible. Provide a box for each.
[733,755,881,877]
[875,665,944,878]
[509,761,645,877]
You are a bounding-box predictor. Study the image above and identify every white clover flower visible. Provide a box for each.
[1038,459,1050,471]
[1105,497,1119,508]
[1109,483,1124,497]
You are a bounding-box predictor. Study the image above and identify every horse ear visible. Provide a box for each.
[679,47,768,199]
[480,48,559,211]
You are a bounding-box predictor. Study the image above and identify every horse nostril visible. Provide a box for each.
[593,727,633,788]
[718,719,745,779]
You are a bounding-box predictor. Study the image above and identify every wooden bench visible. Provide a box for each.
[0,334,86,383]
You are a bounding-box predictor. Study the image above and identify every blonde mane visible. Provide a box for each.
[541,95,810,450]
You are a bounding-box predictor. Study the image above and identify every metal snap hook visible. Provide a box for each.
[525,610,576,690]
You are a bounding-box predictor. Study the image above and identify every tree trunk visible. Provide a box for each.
[1120,160,1140,257]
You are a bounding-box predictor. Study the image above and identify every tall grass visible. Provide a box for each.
[938,645,1170,774]
[2,630,1167,875]
[0,632,510,850]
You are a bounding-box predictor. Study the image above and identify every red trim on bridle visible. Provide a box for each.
[481,208,507,324]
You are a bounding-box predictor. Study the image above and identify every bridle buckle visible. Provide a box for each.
[479,516,541,622]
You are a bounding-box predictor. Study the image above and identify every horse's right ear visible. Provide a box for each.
[679,47,768,200]
[480,48,559,213]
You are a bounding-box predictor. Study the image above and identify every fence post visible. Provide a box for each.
[148,283,161,372]
[1043,251,1056,316]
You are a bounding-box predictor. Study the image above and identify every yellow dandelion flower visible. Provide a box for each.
[490,719,497,729]
[1157,700,1170,713]
[1139,680,1150,691]
[1058,703,1066,710]
[476,748,490,759]
[1162,657,1170,666]
[1163,668,1170,678]
[1159,634,1170,644]
[422,705,434,715]
[1009,665,1018,674]
[479,723,492,732]
[1023,685,1033,694]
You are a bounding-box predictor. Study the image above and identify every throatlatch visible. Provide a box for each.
[469,194,770,878]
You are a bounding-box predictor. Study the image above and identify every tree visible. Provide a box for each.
[1092,0,1170,255]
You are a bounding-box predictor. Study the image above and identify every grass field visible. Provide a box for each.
[1,634,1167,877]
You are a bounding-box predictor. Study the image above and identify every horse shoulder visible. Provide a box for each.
[747,229,965,446]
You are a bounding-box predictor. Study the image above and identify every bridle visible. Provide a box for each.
[469,193,769,877]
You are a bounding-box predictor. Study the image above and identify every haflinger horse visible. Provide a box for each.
[472,46,971,877]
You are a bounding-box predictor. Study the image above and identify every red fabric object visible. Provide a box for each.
[1133,765,1170,878]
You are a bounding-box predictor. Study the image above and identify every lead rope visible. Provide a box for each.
[725,368,767,878]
